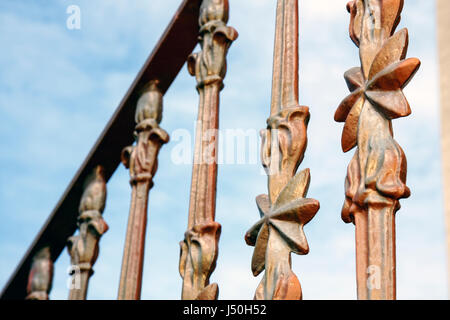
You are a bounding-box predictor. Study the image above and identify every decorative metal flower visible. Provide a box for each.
[335,14,421,153]
[245,169,319,276]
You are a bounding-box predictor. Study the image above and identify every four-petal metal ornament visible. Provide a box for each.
[245,169,319,299]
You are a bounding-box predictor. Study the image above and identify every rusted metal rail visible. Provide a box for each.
[1,0,427,301]
[437,0,450,294]
[179,0,238,301]
[0,0,202,300]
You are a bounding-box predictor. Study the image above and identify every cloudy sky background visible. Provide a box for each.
[0,0,446,299]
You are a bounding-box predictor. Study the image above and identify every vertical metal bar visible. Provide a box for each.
[118,81,169,300]
[67,165,108,300]
[437,0,450,294]
[336,0,421,299]
[245,0,319,300]
[179,0,238,300]
[26,247,53,300]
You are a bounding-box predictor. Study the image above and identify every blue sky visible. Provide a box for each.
[0,0,446,300]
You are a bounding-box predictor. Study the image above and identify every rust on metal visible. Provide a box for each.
[26,247,53,300]
[0,0,201,300]
[437,0,450,294]
[118,81,169,300]
[336,0,420,299]
[245,0,319,300]
[179,0,238,300]
[67,165,108,300]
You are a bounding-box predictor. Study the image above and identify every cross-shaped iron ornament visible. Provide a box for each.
[246,169,319,300]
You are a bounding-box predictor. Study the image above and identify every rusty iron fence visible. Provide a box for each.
[1,0,425,300]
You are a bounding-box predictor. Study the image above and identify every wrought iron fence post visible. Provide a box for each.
[179,0,238,300]
[118,81,169,300]
[67,165,108,300]
[26,247,53,300]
